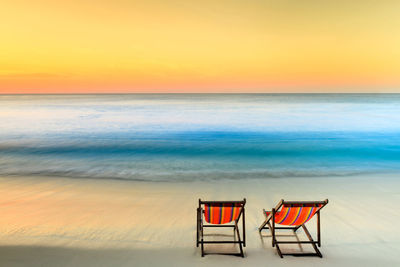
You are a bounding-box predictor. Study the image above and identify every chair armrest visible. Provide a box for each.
[274,199,284,211]
[263,209,272,219]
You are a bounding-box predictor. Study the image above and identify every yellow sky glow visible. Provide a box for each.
[1,0,400,93]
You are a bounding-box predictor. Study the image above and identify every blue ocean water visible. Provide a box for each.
[1,94,400,181]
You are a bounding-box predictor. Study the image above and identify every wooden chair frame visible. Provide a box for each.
[197,198,246,257]
[258,199,328,258]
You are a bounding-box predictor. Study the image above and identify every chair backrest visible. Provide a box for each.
[274,200,328,226]
[200,199,246,225]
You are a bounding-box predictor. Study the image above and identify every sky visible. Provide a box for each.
[1,0,400,93]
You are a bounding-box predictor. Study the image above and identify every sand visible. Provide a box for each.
[0,174,399,267]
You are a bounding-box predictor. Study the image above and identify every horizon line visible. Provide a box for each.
[1,92,400,95]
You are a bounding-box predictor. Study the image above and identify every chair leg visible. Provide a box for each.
[271,209,284,258]
[302,224,322,258]
[275,243,283,258]
[267,221,275,247]
[196,209,199,247]
[201,228,204,257]
[272,209,276,248]
[317,211,321,247]
[235,222,244,257]
[242,208,246,247]
[200,216,204,257]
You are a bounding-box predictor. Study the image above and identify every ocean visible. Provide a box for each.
[1,94,400,182]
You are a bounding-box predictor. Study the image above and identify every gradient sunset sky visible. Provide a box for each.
[1,0,400,93]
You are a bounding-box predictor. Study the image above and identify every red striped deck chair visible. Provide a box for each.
[197,199,246,257]
[258,199,328,258]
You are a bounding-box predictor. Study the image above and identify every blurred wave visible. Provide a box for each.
[1,94,400,181]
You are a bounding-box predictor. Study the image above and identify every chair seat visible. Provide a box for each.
[205,203,242,224]
[264,205,321,226]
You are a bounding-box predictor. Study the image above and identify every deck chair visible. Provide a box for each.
[197,199,246,257]
[258,199,328,258]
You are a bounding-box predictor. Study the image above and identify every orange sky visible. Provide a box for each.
[1,0,400,93]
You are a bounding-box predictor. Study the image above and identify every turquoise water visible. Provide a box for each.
[1,94,400,181]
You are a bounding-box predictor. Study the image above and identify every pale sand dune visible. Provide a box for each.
[0,175,399,266]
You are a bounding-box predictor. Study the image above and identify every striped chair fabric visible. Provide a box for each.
[204,203,243,224]
[265,204,322,226]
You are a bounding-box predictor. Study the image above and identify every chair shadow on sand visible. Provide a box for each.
[259,227,307,255]
[201,231,243,256]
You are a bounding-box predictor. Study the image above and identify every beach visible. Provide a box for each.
[1,94,400,266]
[1,174,399,266]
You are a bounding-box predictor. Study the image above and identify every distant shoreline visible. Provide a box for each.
[1,92,400,95]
